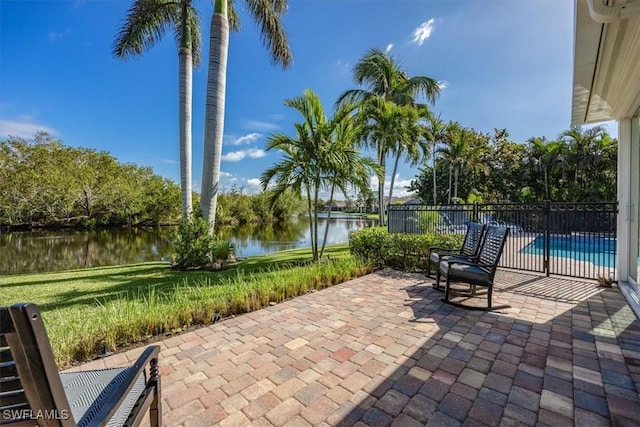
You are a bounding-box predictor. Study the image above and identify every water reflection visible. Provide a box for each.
[0,217,375,275]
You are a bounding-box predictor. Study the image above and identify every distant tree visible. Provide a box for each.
[560,125,617,200]
[0,134,181,227]
[526,136,565,200]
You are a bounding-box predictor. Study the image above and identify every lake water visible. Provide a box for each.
[0,216,376,275]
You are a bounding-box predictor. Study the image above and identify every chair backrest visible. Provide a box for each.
[460,222,486,256]
[477,225,510,276]
[1,303,75,426]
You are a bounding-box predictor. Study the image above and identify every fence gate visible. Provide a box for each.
[388,201,618,280]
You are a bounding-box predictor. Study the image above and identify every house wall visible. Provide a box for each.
[618,115,640,318]
[618,117,639,284]
[633,115,640,284]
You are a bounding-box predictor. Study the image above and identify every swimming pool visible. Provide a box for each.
[520,235,616,268]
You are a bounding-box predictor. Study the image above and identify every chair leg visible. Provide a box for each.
[433,267,442,291]
[149,358,161,427]
[444,276,451,302]
[487,286,492,310]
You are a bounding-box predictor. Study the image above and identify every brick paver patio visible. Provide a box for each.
[66,269,640,426]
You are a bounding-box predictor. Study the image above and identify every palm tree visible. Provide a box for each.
[319,104,380,259]
[526,136,564,200]
[113,0,201,221]
[200,0,292,231]
[336,47,441,107]
[437,122,462,204]
[337,47,441,222]
[425,116,448,204]
[560,125,609,197]
[261,90,378,260]
[385,105,431,214]
[358,97,409,226]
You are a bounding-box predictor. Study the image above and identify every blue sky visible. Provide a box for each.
[0,0,614,199]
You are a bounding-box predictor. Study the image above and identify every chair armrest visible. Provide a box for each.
[434,249,465,256]
[444,259,491,270]
[85,346,160,427]
[428,246,460,255]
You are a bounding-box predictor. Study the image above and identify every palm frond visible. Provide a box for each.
[399,76,441,104]
[170,3,202,66]
[227,0,240,31]
[245,0,292,68]
[113,0,176,59]
[335,89,373,109]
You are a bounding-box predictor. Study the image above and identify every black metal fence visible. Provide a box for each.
[388,201,618,280]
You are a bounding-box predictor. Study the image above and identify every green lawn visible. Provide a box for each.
[0,244,370,367]
[0,244,352,311]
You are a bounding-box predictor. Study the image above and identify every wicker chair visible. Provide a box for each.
[436,225,510,310]
[428,222,486,288]
[0,303,161,427]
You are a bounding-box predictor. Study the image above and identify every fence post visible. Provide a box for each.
[544,200,550,277]
[473,202,479,222]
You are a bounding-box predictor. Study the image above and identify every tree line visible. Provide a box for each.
[0,133,304,228]
[408,125,617,204]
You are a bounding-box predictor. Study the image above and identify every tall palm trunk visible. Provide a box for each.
[447,164,452,205]
[313,180,320,260]
[319,184,336,259]
[304,183,315,260]
[432,146,437,204]
[378,148,386,226]
[178,46,193,220]
[544,168,549,200]
[201,0,229,230]
[387,152,401,216]
[453,167,460,200]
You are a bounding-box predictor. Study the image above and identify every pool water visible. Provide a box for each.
[521,235,616,268]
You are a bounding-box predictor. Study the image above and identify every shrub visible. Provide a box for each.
[211,240,233,261]
[348,227,463,271]
[173,217,215,269]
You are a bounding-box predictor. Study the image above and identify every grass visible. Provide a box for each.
[0,244,372,367]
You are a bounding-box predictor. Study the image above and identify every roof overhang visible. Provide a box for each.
[572,0,640,125]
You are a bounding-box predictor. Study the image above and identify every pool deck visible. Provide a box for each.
[66,269,640,426]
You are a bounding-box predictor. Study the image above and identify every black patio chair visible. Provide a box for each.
[436,225,510,310]
[428,222,486,288]
[0,303,161,427]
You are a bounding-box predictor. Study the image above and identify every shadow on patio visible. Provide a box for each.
[66,269,640,426]
[354,270,640,426]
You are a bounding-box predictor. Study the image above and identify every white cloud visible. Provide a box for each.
[0,119,58,139]
[247,148,266,158]
[245,178,262,194]
[385,43,394,53]
[221,148,266,162]
[221,151,245,162]
[220,171,233,178]
[243,120,279,132]
[49,28,70,42]
[412,18,435,46]
[370,174,415,197]
[224,132,263,146]
[232,132,262,145]
[160,158,178,164]
[333,60,351,75]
